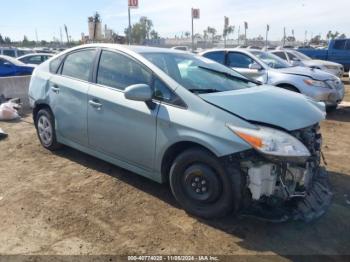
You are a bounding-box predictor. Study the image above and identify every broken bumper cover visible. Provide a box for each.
[240,167,332,223]
[290,167,332,222]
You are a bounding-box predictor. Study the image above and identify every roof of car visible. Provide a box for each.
[68,44,188,54]
[0,55,26,66]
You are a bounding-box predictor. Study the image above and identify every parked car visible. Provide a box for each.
[17,53,53,65]
[171,46,189,51]
[200,49,345,111]
[0,47,33,58]
[298,39,350,71]
[29,44,332,222]
[0,55,35,77]
[271,49,344,78]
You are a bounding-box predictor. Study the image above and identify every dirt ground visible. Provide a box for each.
[0,78,349,260]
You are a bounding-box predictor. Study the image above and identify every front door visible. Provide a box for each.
[88,50,158,171]
[227,52,267,83]
[49,48,97,146]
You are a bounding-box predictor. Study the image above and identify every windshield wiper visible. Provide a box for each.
[188,88,221,93]
[198,66,261,85]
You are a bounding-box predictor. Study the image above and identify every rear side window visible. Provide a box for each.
[273,51,287,60]
[61,49,96,81]
[50,56,64,73]
[227,52,254,68]
[97,50,152,90]
[333,40,346,50]
[203,51,225,64]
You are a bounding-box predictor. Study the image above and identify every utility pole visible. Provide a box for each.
[127,0,139,45]
[283,27,286,46]
[128,6,131,45]
[35,29,39,43]
[64,24,70,45]
[244,22,248,45]
[265,24,269,48]
[237,25,240,45]
[191,8,200,52]
[224,16,229,48]
[60,27,63,44]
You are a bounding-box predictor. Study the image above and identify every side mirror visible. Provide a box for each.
[249,62,262,70]
[124,84,153,102]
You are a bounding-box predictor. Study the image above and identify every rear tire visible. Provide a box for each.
[169,148,240,219]
[35,109,62,151]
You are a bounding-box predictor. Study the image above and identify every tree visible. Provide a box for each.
[4,37,11,44]
[310,35,321,45]
[23,35,29,46]
[150,30,159,40]
[184,31,191,39]
[223,25,235,39]
[0,34,4,44]
[326,30,340,40]
[206,26,217,42]
[124,17,159,44]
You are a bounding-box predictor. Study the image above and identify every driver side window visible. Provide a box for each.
[227,52,254,68]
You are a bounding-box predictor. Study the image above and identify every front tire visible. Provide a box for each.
[326,105,337,113]
[169,148,240,219]
[35,109,62,151]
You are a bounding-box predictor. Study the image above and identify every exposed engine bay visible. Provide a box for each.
[237,124,333,222]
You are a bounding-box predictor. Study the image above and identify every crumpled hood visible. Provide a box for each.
[275,66,334,81]
[199,85,325,131]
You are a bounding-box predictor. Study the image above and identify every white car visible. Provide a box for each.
[17,53,53,66]
[271,49,344,78]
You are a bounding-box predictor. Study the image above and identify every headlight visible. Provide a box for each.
[324,65,339,70]
[303,79,329,88]
[227,124,310,160]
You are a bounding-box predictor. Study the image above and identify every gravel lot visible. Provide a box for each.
[0,78,349,259]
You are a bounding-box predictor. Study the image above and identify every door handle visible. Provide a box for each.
[89,99,102,109]
[51,85,60,94]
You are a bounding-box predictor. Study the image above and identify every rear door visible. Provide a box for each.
[87,49,159,171]
[227,51,267,82]
[49,48,96,146]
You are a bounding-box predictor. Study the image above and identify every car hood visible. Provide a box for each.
[275,66,334,81]
[199,85,325,131]
[302,59,342,68]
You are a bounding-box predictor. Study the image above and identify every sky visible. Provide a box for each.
[0,0,349,42]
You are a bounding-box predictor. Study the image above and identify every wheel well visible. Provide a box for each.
[276,83,300,93]
[33,103,52,125]
[161,141,215,183]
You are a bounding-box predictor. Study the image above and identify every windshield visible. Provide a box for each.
[292,50,312,60]
[250,51,291,69]
[141,52,256,93]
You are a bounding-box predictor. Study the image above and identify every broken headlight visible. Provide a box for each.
[227,124,311,161]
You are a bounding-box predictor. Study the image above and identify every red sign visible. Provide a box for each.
[128,0,138,8]
[192,8,200,19]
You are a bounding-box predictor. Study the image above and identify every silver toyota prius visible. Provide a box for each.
[29,44,332,222]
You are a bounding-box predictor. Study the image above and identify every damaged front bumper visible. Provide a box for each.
[240,166,332,222]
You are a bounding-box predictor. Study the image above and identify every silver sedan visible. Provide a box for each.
[271,49,344,78]
[200,49,345,111]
